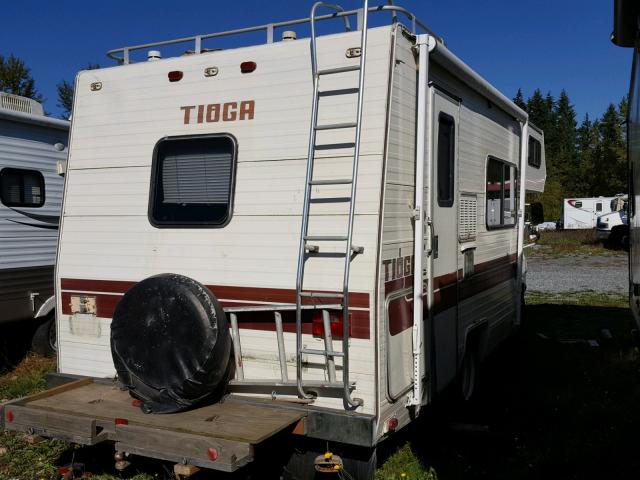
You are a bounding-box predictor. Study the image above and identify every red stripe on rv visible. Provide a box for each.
[59,280,371,339]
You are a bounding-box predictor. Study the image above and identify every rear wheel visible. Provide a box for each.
[32,315,56,357]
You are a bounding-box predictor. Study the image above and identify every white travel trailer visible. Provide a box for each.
[1,2,545,477]
[0,93,68,354]
[561,196,618,229]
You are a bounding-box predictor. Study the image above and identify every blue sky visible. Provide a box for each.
[0,0,630,121]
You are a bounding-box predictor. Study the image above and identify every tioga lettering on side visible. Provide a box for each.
[180,101,255,124]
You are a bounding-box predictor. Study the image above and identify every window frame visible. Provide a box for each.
[528,136,542,169]
[0,167,45,208]
[437,112,456,208]
[148,133,238,229]
[485,156,518,230]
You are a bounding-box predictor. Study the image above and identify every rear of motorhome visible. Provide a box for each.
[1,3,546,477]
[0,93,68,354]
[561,196,618,229]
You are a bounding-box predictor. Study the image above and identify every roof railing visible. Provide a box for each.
[106,4,442,64]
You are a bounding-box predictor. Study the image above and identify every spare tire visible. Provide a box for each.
[111,274,231,413]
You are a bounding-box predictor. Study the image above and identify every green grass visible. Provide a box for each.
[528,229,624,257]
[375,444,437,480]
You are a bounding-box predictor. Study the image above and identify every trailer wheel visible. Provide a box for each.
[460,348,477,401]
[31,315,56,357]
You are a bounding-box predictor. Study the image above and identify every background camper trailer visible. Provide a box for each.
[0,92,68,356]
[1,2,545,477]
[560,196,619,229]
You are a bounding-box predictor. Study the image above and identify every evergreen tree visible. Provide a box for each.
[576,114,600,196]
[598,103,626,195]
[513,88,526,110]
[554,90,578,194]
[0,54,42,102]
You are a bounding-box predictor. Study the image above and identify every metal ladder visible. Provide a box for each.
[295,1,369,409]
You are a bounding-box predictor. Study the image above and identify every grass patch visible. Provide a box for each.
[0,354,56,401]
[529,229,624,257]
[375,444,437,480]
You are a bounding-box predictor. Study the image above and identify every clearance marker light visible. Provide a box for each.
[6,410,14,423]
[115,418,129,425]
[168,71,183,82]
[240,61,257,73]
[207,447,219,461]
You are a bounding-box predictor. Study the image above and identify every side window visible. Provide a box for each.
[437,113,455,207]
[0,168,45,208]
[596,202,602,212]
[528,136,541,168]
[575,201,583,208]
[486,157,518,229]
[149,134,237,227]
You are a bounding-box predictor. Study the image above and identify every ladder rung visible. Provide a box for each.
[305,235,348,241]
[315,122,357,131]
[309,178,352,185]
[318,88,360,97]
[300,348,345,357]
[318,65,361,75]
[299,292,344,298]
[315,142,356,150]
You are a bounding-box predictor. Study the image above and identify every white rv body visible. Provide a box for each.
[562,196,617,229]
[0,93,68,325]
[42,6,545,465]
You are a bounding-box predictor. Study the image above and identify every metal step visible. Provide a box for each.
[309,178,353,185]
[299,292,344,298]
[300,348,345,357]
[315,122,357,131]
[318,65,361,75]
[304,235,348,241]
[318,88,360,97]
[315,142,356,150]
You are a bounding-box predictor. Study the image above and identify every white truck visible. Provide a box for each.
[596,195,628,244]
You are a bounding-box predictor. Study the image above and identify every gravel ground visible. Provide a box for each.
[526,253,628,294]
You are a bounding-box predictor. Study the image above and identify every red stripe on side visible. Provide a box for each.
[60,279,371,339]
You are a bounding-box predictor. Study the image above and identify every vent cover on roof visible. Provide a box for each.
[0,92,44,116]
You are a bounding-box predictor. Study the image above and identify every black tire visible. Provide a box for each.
[32,315,56,357]
[459,348,477,402]
[111,274,231,413]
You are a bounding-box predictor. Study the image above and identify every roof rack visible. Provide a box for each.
[106,3,442,65]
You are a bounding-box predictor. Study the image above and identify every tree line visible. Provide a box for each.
[1,54,627,222]
[0,54,96,119]
[514,88,627,221]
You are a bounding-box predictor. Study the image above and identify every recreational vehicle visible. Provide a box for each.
[1,2,545,477]
[612,0,640,337]
[560,196,619,229]
[0,93,68,355]
[596,195,628,244]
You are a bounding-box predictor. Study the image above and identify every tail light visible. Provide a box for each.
[240,61,257,73]
[311,310,351,338]
[207,447,219,461]
[168,71,183,82]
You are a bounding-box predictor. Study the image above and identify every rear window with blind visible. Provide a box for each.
[149,134,237,227]
[0,168,45,207]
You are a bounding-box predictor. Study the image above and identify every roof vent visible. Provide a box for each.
[0,92,44,116]
[148,50,162,61]
[282,30,297,41]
